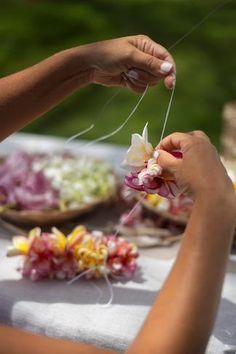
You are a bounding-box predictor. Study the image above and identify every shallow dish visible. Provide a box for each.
[0,151,118,225]
[1,200,110,226]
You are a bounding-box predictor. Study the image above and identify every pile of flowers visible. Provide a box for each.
[7,225,139,281]
[123,123,182,199]
[145,193,193,217]
[0,151,117,211]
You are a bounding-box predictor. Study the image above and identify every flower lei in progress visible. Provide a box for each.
[123,123,182,199]
[7,226,138,281]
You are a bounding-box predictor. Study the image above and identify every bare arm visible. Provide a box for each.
[0,47,91,140]
[0,35,175,141]
[0,325,116,354]
[127,131,236,354]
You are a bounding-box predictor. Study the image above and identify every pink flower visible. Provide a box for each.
[18,229,77,280]
[0,151,59,210]
[124,172,163,194]
[105,236,139,277]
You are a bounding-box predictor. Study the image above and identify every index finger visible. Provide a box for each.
[151,42,176,72]
[129,35,176,72]
[157,132,191,152]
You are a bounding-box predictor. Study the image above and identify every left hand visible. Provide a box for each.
[83,35,176,93]
[156,131,235,200]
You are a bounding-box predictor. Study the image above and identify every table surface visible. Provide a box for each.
[0,132,236,353]
[1,132,236,264]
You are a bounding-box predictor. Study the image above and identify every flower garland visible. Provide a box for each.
[123,123,182,199]
[7,226,138,281]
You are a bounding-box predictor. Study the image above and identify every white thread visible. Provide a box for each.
[93,274,127,307]
[78,85,149,150]
[114,195,145,237]
[67,267,96,285]
[65,89,121,145]
[98,89,121,117]
[100,272,114,308]
[91,275,114,307]
[159,79,176,143]
[168,0,231,51]
[92,282,103,304]
[68,267,114,307]
[65,124,95,145]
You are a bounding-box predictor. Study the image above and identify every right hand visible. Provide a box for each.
[156,131,235,200]
[83,34,176,93]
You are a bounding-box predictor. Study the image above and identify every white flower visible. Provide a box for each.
[123,123,153,171]
[147,158,162,176]
[138,168,150,184]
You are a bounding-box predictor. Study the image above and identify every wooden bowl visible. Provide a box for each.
[0,199,110,226]
[0,152,118,226]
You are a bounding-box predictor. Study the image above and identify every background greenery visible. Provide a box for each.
[0,0,235,148]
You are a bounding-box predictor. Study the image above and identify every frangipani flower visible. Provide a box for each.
[123,123,153,172]
[67,225,87,250]
[7,236,30,257]
[105,236,138,277]
[124,124,183,199]
[75,236,108,274]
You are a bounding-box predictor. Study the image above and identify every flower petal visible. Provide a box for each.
[12,236,29,254]
[124,124,153,170]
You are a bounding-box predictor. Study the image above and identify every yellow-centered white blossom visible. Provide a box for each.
[123,123,153,171]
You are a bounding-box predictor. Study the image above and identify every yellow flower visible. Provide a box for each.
[51,227,67,253]
[67,225,87,249]
[75,237,108,271]
[7,236,29,257]
[28,227,41,240]
[147,194,162,206]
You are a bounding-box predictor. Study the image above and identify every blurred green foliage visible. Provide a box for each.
[0,0,235,148]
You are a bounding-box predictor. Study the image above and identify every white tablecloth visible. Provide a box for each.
[0,233,236,353]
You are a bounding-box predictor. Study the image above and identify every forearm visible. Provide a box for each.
[127,193,236,354]
[0,35,176,141]
[0,46,93,140]
[0,325,116,354]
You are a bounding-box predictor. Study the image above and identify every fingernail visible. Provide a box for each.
[153,150,159,160]
[126,69,139,80]
[160,62,173,74]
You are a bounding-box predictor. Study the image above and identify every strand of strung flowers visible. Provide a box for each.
[123,123,182,199]
[7,225,138,281]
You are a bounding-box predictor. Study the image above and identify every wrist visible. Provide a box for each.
[183,190,236,258]
[55,46,95,87]
[194,189,236,225]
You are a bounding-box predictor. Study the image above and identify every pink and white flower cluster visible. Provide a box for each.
[123,124,182,199]
[0,151,59,210]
